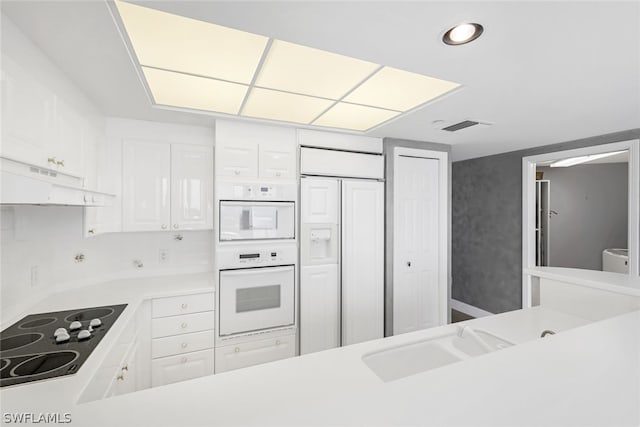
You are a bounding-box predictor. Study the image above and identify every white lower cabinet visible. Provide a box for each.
[150,293,215,387]
[214,334,296,374]
[151,349,215,388]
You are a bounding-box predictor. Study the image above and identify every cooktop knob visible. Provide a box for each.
[54,328,68,338]
[77,330,91,340]
[89,318,102,328]
[55,332,70,343]
[69,321,82,331]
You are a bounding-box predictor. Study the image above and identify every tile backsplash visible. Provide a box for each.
[0,205,213,324]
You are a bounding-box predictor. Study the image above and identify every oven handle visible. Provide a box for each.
[220,266,294,276]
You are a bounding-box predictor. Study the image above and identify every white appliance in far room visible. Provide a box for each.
[603,248,629,273]
[299,144,384,355]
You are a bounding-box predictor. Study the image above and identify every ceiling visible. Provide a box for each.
[2,1,638,161]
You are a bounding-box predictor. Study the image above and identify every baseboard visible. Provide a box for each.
[450,299,494,318]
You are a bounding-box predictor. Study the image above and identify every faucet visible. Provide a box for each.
[457,325,494,353]
[540,330,556,338]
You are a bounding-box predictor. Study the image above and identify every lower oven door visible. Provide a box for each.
[219,265,295,336]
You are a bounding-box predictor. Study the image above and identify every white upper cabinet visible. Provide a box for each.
[122,139,213,232]
[215,120,296,180]
[54,98,86,177]
[122,140,171,232]
[170,144,214,230]
[216,143,258,178]
[1,56,55,168]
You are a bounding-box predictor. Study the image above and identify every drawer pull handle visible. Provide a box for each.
[276,340,281,345]
[121,364,128,371]
[234,347,240,353]
[234,169,240,175]
[181,342,188,349]
[181,303,188,310]
[181,322,188,329]
[181,357,188,364]
[161,224,167,230]
[116,374,124,381]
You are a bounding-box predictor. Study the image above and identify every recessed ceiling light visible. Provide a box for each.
[312,102,400,131]
[142,67,248,114]
[443,23,484,46]
[255,40,380,99]
[242,87,334,124]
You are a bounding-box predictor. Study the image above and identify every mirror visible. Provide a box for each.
[534,150,629,272]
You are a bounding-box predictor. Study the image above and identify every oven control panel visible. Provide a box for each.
[216,244,297,269]
[216,181,297,201]
[238,250,282,264]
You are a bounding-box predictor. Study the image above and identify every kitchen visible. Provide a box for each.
[1,1,639,426]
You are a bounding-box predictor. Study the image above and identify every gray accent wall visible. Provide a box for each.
[538,163,628,271]
[383,137,451,337]
[452,129,639,314]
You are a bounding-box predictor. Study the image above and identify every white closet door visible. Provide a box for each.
[341,179,384,346]
[170,144,213,231]
[393,156,440,334]
[122,140,171,231]
[300,178,340,354]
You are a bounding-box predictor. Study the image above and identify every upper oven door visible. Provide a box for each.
[219,265,295,336]
[219,201,295,241]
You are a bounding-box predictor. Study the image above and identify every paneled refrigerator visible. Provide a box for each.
[300,177,384,354]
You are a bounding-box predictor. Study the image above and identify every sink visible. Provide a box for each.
[363,337,462,382]
[363,328,514,382]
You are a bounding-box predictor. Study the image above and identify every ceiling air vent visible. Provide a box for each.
[442,120,480,132]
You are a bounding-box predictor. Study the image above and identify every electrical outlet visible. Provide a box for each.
[159,249,169,264]
[30,266,39,287]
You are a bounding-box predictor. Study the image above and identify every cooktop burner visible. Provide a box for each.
[0,333,44,352]
[0,304,126,388]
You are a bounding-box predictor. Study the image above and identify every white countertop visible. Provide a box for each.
[2,273,639,426]
[525,266,640,296]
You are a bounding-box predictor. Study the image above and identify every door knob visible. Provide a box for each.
[406,261,411,267]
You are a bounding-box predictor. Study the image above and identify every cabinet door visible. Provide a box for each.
[114,346,137,396]
[341,180,384,346]
[122,140,171,231]
[170,144,213,230]
[53,98,86,177]
[215,143,258,178]
[300,264,340,354]
[214,334,295,374]
[151,349,215,387]
[259,141,296,179]
[0,56,54,167]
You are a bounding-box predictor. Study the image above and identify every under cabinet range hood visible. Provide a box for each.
[0,159,115,207]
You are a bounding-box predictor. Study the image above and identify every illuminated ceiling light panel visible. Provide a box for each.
[115,1,268,84]
[142,67,248,114]
[242,88,334,124]
[344,66,460,111]
[313,102,400,131]
[549,151,627,167]
[255,40,380,99]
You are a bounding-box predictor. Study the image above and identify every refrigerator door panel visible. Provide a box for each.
[300,264,340,354]
[341,179,384,346]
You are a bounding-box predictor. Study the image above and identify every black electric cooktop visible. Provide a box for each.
[0,304,127,388]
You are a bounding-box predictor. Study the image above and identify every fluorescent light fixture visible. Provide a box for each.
[313,102,400,131]
[242,87,334,124]
[343,67,460,111]
[142,67,248,114]
[115,1,268,84]
[549,151,627,167]
[255,40,380,99]
[114,1,462,132]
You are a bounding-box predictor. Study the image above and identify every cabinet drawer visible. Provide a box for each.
[152,330,215,359]
[152,292,214,318]
[214,334,295,374]
[151,349,215,388]
[152,311,215,338]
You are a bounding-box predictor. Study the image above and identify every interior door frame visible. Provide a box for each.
[521,139,640,308]
[392,147,450,331]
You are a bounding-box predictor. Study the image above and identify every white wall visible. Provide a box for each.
[0,14,215,324]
